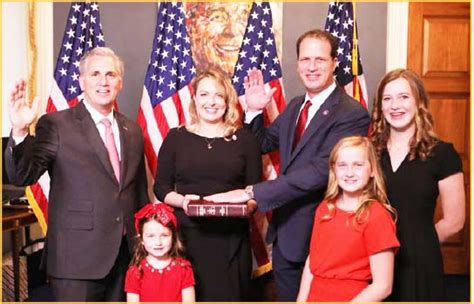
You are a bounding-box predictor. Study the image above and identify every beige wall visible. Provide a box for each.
[2,3,29,137]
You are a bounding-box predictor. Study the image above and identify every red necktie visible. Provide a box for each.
[293,100,312,150]
[101,118,121,182]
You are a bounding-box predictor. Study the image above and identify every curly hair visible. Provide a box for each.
[323,136,397,225]
[371,69,438,161]
[129,216,185,277]
[187,68,242,138]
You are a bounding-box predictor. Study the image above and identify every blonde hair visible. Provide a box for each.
[187,68,242,138]
[323,136,397,224]
[371,69,438,161]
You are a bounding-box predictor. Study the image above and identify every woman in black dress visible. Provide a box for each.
[154,68,262,301]
[371,69,465,301]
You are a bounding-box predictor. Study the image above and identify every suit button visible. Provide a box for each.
[115,217,121,223]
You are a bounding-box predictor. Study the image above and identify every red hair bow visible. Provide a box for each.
[134,203,177,234]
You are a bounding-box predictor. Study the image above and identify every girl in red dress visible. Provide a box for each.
[125,204,195,302]
[297,136,400,302]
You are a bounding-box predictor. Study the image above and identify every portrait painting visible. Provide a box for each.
[185,2,283,77]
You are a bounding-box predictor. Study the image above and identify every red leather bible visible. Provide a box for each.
[187,200,250,218]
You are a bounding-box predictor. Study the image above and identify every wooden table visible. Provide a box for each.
[2,207,37,301]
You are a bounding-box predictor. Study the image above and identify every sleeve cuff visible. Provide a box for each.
[244,110,263,124]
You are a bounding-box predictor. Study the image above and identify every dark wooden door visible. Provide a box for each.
[408,2,470,274]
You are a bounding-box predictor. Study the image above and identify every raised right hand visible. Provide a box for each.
[9,79,41,137]
[244,67,277,112]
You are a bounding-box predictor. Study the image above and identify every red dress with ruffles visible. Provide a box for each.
[124,257,195,302]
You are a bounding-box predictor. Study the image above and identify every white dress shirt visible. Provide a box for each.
[298,82,336,129]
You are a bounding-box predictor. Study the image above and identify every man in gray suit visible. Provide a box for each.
[5,47,148,301]
[206,29,370,301]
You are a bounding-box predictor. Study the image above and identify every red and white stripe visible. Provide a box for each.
[137,84,193,202]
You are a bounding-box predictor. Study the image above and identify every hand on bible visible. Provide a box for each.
[204,189,250,204]
[182,194,200,214]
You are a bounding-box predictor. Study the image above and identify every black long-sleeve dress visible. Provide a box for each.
[381,141,462,301]
[154,127,262,301]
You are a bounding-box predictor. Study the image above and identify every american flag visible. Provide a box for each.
[25,2,105,234]
[325,1,368,108]
[136,2,195,197]
[232,2,286,277]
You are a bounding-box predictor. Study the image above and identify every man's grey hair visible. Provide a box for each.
[79,47,124,77]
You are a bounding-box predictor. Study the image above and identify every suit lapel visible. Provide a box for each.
[75,102,119,185]
[289,88,342,162]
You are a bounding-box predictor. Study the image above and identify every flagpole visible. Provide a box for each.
[351,0,361,102]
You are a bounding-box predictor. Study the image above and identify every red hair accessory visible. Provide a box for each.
[134,203,177,234]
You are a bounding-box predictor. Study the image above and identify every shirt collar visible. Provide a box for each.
[304,81,337,106]
[82,99,115,125]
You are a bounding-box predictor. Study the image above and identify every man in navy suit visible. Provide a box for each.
[5,47,148,301]
[206,29,370,300]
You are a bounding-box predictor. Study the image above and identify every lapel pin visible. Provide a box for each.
[323,110,329,116]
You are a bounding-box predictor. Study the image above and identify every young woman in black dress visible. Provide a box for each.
[371,69,465,301]
[154,68,262,301]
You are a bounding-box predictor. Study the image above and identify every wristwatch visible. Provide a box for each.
[244,185,254,200]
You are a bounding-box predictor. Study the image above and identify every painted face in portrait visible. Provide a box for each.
[186,3,251,76]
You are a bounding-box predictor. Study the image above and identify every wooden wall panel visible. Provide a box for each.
[423,18,469,75]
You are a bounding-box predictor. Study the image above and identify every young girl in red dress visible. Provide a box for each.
[297,136,400,302]
[125,203,195,302]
